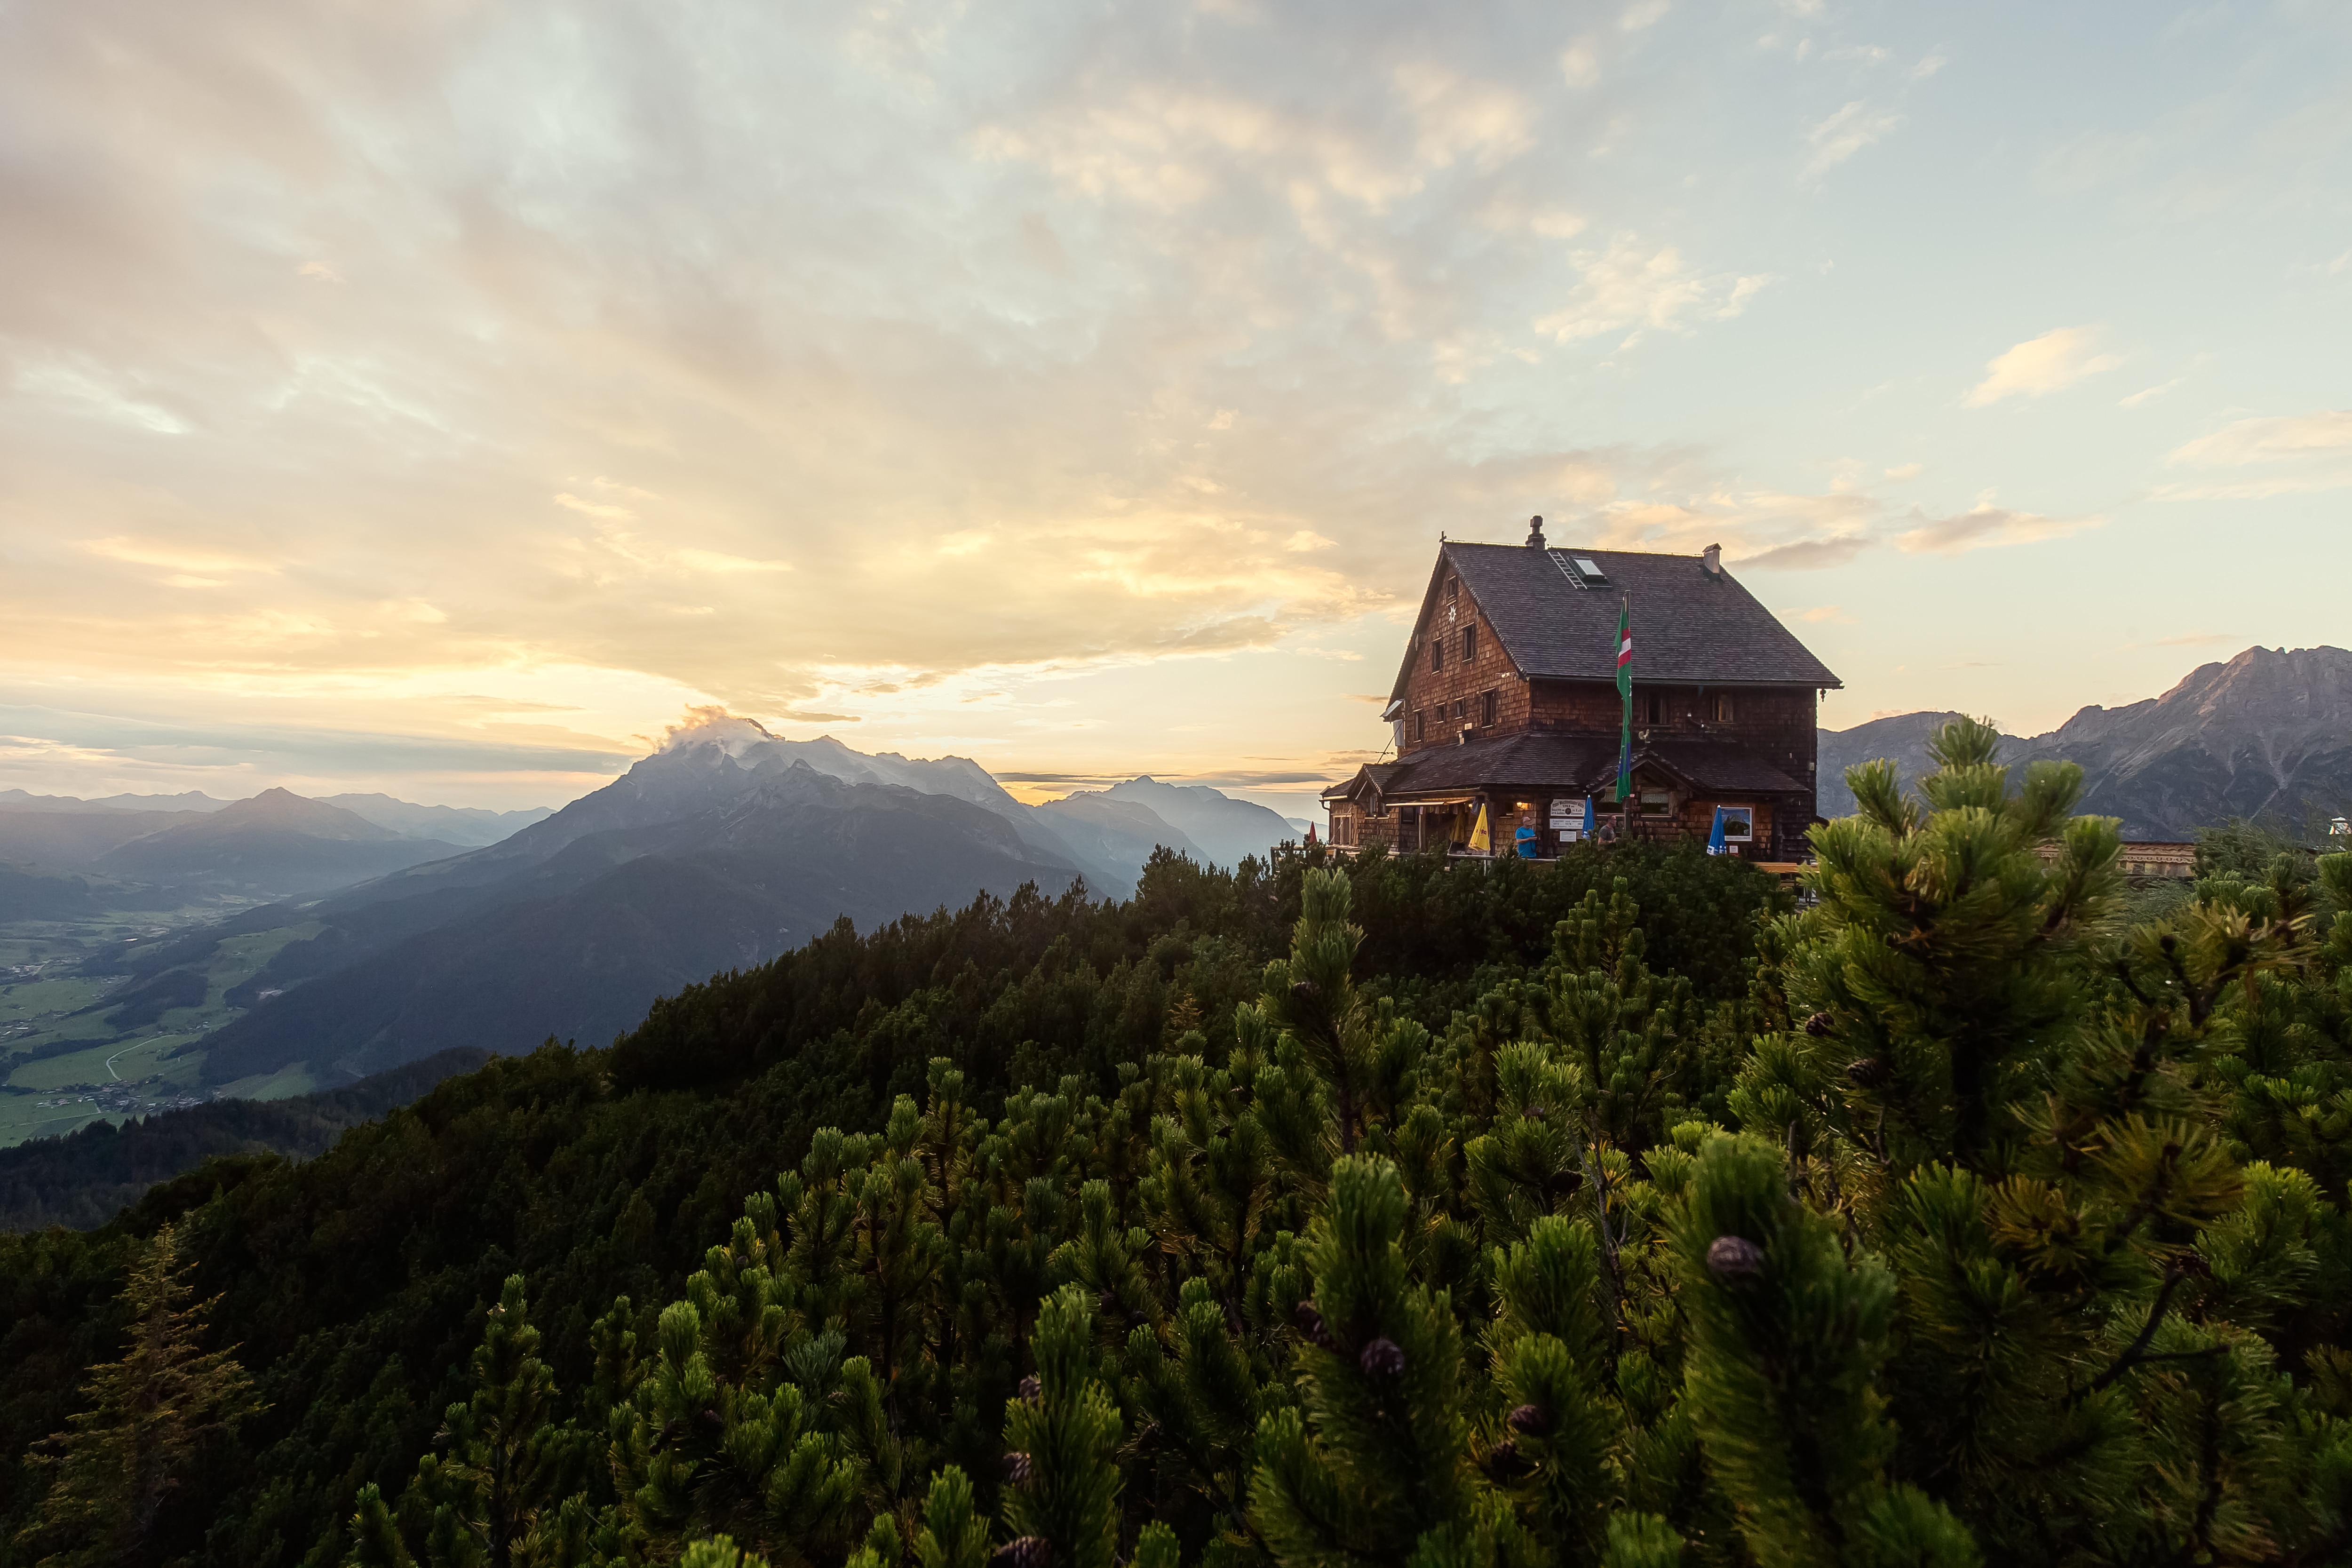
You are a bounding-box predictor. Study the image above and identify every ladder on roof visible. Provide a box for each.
[1547,549,1590,588]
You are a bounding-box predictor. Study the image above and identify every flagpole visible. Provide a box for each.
[1615,591,1633,834]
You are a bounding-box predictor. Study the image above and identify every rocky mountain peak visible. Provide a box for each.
[1821,645,2352,839]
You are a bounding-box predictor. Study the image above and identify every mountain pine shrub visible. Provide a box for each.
[13,724,2352,1568]
[324,722,2352,1565]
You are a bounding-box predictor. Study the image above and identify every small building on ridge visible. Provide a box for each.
[1322,520,1843,862]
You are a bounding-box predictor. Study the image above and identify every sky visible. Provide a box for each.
[1,0,2347,822]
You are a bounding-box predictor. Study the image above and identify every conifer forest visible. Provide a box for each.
[10,720,2352,1568]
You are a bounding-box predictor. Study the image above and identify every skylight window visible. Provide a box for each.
[1573,557,1607,582]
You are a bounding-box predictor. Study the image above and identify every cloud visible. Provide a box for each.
[1620,0,1670,32]
[1882,462,1924,481]
[1964,327,2124,406]
[1534,235,1770,344]
[2120,377,2183,407]
[1780,605,1854,623]
[1893,505,2103,555]
[2152,410,2352,498]
[1733,536,1872,571]
[2169,410,2352,465]
[1804,101,1905,178]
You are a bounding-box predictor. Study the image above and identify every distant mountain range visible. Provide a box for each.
[0,788,550,847]
[1820,645,2352,839]
[186,762,1098,1084]
[30,719,1301,1092]
[91,789,471,895]
[0,786,556,908]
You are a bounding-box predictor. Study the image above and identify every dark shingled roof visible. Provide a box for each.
[1389,542,1842,700]
[1642,740,1804,794]
[1326,733,1803,802]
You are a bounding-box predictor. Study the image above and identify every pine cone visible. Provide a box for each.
[1803,1011,1834,1037]
[1482,1437,1531,1480]
[1017,1374,1041,1404]
[1506,1402,1554,1437]
[1291,979,1321,1003]
[1003,1450,1033,1487]
[1845,1057,1891,1088]
[1521,1104,1548,1122]
[993,1537,1052,1568]
[1359,1337,1406,1378]
[1294,1300,1332,1348]
[1706,1235,1766,1285]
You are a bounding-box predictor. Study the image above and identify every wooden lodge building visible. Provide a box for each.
[1323,520,1843,862]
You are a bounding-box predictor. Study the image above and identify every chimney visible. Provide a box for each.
[1526,515,1546,549]
[1701,542,1722,577]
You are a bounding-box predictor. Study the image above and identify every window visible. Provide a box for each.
[1481,689,1499,726]
[1431,637,1444,672]
[1414,710,1425,740]
[1645,691,1664,725]
[1453,699,1466,720]
[1446,574,1459,600]
[1639,790,1671,816]
[1462,626,1477,662]
[1712,692,1734,723]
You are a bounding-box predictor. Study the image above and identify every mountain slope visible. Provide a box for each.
[317,794,553,846]
[1033,793,1206,881]
[191,766,1084,1084]
[0,789,230,813]
[1817,645,2352,838]
[2026,646,2352,837]
[1094,777,1299,867]
[0,863,109,921]
[1815,712,2033,818]
[0,1047,489,1230]
[0,806,203,871]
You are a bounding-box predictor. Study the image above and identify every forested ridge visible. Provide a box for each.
[0,1050,492,1232]
[9,722,2352,1568]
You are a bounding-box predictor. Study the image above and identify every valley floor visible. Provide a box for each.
[0,902,308,1149]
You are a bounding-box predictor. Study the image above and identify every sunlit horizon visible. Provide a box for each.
[4,1,2345,821]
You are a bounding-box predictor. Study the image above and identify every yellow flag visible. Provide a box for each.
[1469,803,1491,853]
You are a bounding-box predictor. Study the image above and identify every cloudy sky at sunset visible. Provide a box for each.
[2,0,2347,818]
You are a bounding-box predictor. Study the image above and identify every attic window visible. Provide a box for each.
[1446,575,1460,599]
[1573,557,1607,583]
